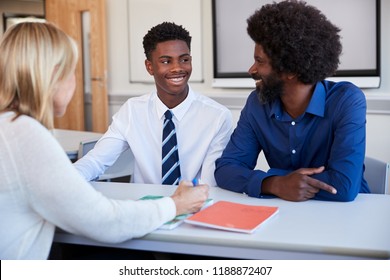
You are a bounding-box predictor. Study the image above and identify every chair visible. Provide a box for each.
[364,156,389,194]
[78,139,134,182]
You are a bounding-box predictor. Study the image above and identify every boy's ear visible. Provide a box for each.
[145,59,154,75]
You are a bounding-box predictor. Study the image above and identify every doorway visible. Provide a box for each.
[46,0,108,132]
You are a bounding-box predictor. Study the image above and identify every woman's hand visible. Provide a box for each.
[171,180,209,215]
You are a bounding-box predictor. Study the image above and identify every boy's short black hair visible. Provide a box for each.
[143,22,191,60]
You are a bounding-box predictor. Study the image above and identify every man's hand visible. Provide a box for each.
[262,166,337,201]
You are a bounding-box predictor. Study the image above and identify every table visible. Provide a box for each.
[54,182,390,260]
[51,129,102,160]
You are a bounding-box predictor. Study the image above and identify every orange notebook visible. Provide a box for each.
[184,200,278,234]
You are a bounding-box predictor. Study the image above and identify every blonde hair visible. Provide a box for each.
[0,22,78,129]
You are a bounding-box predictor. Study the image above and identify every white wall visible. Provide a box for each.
[102,0,390,165]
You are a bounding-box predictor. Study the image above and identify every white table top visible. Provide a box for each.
[51,129,102,160]
[54,181,390,259]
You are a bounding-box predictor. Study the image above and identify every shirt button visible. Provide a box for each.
[292,149,296,154]
[291,121,296,125]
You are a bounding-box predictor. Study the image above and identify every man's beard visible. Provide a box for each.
[252,73,284,104]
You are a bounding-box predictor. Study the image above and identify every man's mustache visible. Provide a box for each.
[251,74,261,81]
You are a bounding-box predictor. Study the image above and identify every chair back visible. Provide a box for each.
[364,156,389,194]
[78,139,99,158]
[78,139,133,181]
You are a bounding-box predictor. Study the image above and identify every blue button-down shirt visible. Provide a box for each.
[215,80,370,201]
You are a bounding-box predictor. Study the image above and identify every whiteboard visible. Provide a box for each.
[128,0,203,83]
[213,0,380,88]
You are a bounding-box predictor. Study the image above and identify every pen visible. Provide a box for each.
[192,178,199,186]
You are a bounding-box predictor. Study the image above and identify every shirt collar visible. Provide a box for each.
[269,81,325,119]
[155,86,195,122]
[306,82,325,117]
[269,99,282,119]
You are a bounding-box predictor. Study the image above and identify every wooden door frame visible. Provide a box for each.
[46,0,108,132]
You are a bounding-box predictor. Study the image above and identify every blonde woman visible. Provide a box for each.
[0,22,208,260]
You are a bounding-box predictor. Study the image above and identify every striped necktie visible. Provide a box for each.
[162,110,181,185]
